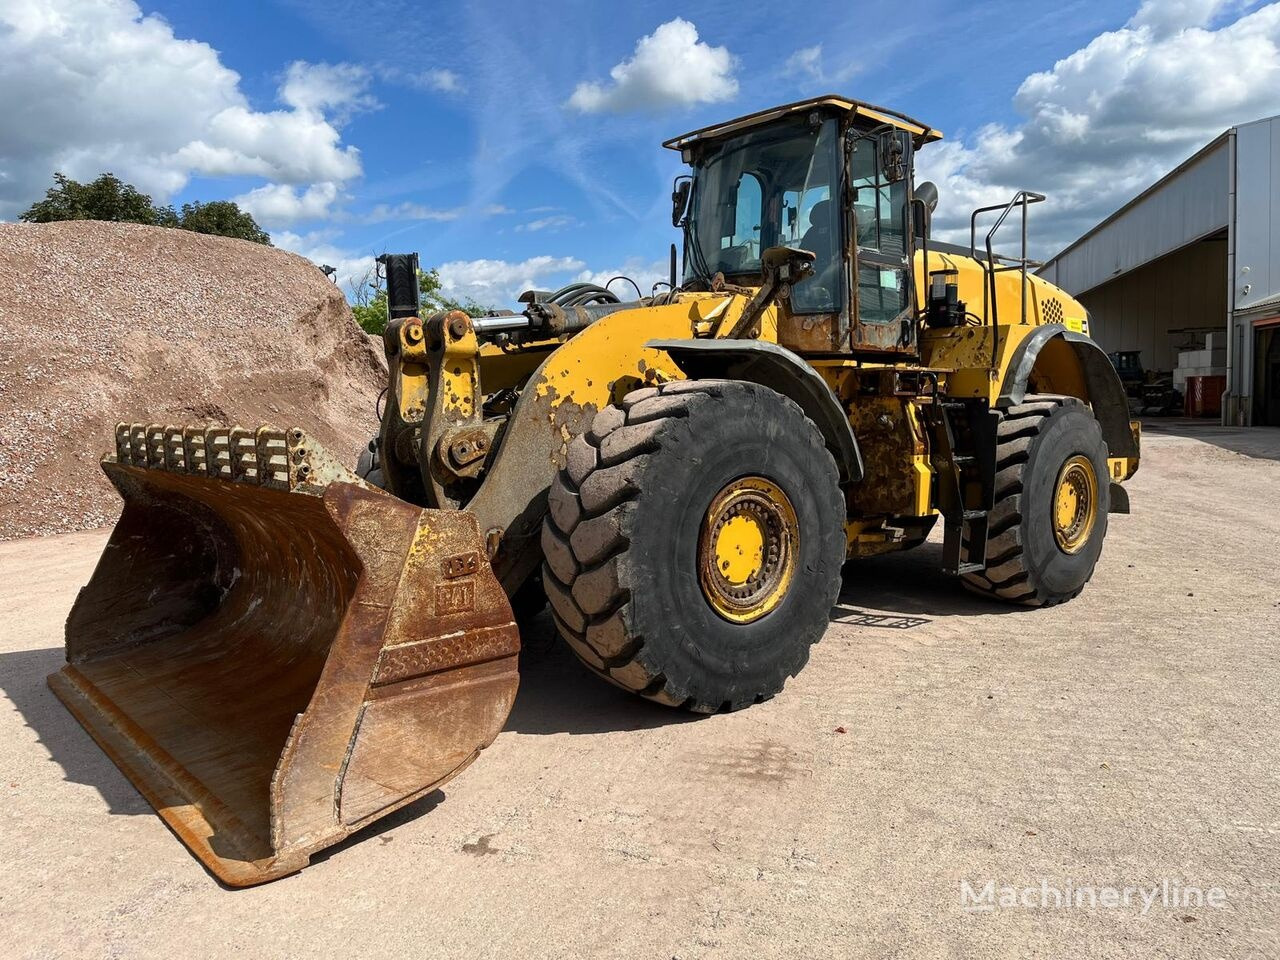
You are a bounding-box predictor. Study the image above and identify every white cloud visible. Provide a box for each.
[1128,0,1232,37]
[568,19,737,113]
[436,255,586,306]
[363,202,461,224]
[482,203,515,216]
[273,239,670,311]
[919,0,1280,255]
[575,258,671,299]
[234,182,341,226]
[784,45,823,81]
[417,69,463,93]
[280,61,378,122]
[515,214,576,232]
[377,66,465,95]
[274,229,374,295]
[0,0,367,218]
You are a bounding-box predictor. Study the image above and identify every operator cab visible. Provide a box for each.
[667,95,942,356]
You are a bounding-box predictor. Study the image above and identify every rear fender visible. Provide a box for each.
[999,324,1139,461]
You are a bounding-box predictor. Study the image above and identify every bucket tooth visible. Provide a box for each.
[49,425,519,886]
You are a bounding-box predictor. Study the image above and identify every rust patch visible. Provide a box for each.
[434,580,475,615]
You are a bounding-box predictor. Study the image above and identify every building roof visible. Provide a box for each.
[1041,130,1231,270]
[1240,289,1280,316]
[1042,112,1280,275]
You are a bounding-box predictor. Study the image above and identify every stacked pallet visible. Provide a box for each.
[1172,330,1227,392]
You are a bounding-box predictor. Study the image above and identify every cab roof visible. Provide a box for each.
[663,95,943,152]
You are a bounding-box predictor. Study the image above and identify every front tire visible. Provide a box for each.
[963,395,1110,606]
[540,380,845,713]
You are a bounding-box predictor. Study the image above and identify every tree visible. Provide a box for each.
[20,172,171,226]
[349,265,491,336]
[347,263,388,335]
[177,201,271,244]
[19,172,271,245]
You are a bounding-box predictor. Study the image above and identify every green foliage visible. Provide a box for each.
[176,200,271,244]
[21,172,170,226]
[19,172,271,245]
[349,267,492,336]
[351,288,390,335]
[420,268,490,319]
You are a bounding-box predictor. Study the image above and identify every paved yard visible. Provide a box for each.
[2,422,1278,959]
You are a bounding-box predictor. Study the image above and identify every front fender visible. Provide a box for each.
[648,338,864,484]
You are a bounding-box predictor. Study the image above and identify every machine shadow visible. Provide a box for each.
[508,546,1021,737]
[308,789,446,871]
[0,646,151,816]
[837,541,1022,618]
[7,549,1011,813]
[503,610,702,736]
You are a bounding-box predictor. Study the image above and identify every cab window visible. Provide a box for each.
[723,173,762,266]
[685,116,843,314]
[850,137,909,324]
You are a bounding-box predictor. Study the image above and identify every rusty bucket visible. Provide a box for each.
[48,425,518,886]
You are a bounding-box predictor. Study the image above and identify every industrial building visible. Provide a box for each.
[1038,114,1280,425]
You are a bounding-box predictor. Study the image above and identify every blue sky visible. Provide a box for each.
[3,0,1279,305]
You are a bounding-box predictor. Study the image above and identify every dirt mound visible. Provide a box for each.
[0,221,386,540]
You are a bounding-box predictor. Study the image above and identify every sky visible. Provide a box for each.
[2,0,1279,307]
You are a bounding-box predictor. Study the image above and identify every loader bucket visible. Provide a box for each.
[48,425,519,887]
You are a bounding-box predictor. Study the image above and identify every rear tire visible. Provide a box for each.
[540,380,845,713]
[962,395,1109,606]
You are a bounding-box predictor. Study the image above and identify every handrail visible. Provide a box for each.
[968,191,1046,369]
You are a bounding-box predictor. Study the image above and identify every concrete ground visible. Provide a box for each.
[2,421,1278,959]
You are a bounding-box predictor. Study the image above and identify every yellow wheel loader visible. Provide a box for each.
[51,95,1139,886]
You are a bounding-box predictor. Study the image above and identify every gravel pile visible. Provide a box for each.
[0,221,387,540]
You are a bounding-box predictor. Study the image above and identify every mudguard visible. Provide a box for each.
[998,325,1139,461]
[648,338,864,483]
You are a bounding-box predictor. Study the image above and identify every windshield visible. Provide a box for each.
[685,117,841,314]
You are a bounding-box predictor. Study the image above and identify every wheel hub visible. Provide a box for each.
[698,477,798,624]
[1052,455,1098,554]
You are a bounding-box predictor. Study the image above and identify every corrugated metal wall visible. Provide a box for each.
[1031,115,1280,422]
[1078,237,1227,370]
[1039,140,1230,298]
[1234,116,1280,314]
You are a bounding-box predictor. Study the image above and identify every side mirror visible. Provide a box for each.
[671,177,692,227]
[881,133,906,184]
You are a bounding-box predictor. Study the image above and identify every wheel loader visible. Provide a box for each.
[51,95,1140,886]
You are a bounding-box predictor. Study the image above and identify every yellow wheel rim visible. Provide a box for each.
[1052,455,1098,554]
[698,477,799,624]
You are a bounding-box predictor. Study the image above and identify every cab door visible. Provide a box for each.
[848,130,917,355]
